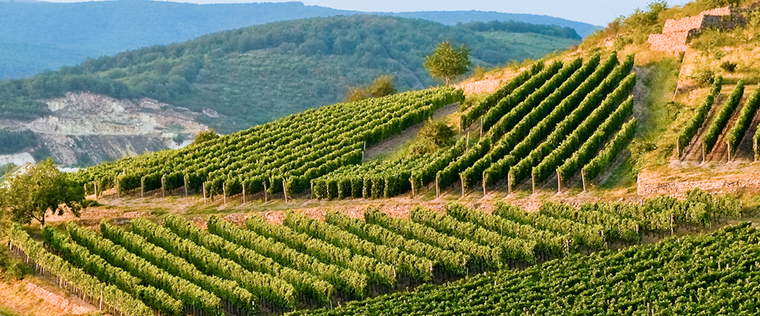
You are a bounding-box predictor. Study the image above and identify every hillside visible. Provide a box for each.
[6,0,760,316]
[0,0,598,79]
[0,15,579,166]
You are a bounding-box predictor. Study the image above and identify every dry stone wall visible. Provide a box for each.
[648,6,745,53]
[637,174,760,197]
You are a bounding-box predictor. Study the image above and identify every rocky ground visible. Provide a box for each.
[0,92,211,167]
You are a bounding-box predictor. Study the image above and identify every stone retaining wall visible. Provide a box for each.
[637,175,760,197]
[648,31,692,52]
[648,6,745,53]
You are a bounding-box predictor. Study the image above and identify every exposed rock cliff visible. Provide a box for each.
[0,92,210,167]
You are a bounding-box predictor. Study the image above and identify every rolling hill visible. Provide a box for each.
[0,0,599,79]
[0,15,580,166]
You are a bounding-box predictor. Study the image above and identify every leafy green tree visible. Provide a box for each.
[0,158,85,226]
[424,41,472,85]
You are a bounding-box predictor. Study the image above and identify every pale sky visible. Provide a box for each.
[37,0,693,26]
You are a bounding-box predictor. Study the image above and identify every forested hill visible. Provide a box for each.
[0,0,598,79]
[0,15,580,133]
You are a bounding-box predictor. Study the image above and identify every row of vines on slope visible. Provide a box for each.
[7,190,741,316]
[446,51,636,194]
[313,51,638,200]
[678,77,760,161]
[292,222,760,316]
[74,87,464,199]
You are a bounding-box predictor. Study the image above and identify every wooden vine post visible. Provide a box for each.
[93,181,98,199]
[116,179,120,199]
[161,175,166,198]
[140,178,144,198]
[466,132,470,148]
[242,185,246,204]
[263,182,268,202]
[460,174,466,197]
[222,182,227,206]
[410,178,416,197]
[283,181,289,203]
[531,173,536,194]
[727,143,732,162]
[435,175,440,198]
[702,144,706,163]
[479,118,483,137]
[676,139,680,158]
[507,173,512,195]
[202,182,207,205]
[482,171,487,196]
[581,169,587,192]
[557,172,562,194]
[184,175,188,197]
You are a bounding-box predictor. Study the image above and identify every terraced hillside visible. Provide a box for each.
[312,52,637,199]
[75,52,638,203]
[73,88,463,201]
[9,1,760,316]
[7,190,740,315]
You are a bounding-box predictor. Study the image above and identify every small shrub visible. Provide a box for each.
[368,75,396,98]
[460,93,487,111]
[0,247,30,281]
[2,260,31,281]
[409,119,455,157]
[471,66,486,80]
[720,61,737,73]
[344,86,368,102]
[690,68,716,85]
[191,129,219,145]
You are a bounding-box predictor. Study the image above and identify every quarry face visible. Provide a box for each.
[1,92,209,166]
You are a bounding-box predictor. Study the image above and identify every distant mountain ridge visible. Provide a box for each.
[0,1,599,79]
[388,11,599,37]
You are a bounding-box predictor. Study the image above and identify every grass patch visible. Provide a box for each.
[0,305,23,316]
[600,155,636,189]
[150,208,169,217]
[629,57,681,172]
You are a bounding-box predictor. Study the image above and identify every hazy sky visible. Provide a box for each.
[39,0,693,26]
